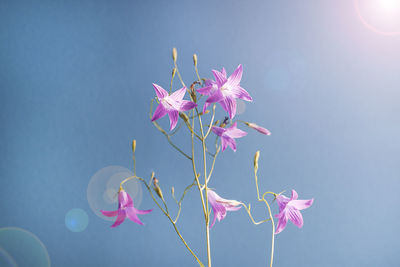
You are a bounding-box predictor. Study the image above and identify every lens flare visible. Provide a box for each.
[87,165,143,221]
[355,0,400,35]
[65,208,89,232]
[0,248,17,267]
[0,227,51,267]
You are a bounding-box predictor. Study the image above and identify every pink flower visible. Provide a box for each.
[245,122,271,135]
[197,64,252,119]
[207,189,241,228]
[211,122,247,152]
[274,190,314,234]
[151,84,197,130]
[100,188,152,227]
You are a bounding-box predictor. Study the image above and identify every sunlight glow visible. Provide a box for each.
[355,0,400,35]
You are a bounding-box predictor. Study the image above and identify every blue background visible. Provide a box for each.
[1,0,400,266]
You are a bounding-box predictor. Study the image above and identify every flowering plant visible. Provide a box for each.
[101,48,313,267]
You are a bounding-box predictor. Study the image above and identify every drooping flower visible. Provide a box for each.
[151,84,197,130]
[274,190,314,234]
[207,189,241,228]
[197,64,252,119]
[211,122,247,152]
[245,122,271,135]
[100,188,152,227]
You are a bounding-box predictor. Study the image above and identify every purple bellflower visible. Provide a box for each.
[207,189,241,228]
[197,64,252,119]
[100,188,152,227]
[274,190,314,234]
[211,122,247,152]
[151,84,197,130]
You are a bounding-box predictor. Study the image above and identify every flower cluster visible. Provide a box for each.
[100,51,314,267]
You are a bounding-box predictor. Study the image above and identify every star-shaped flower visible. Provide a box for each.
[197,64,252,119]
[100,188,152,227]
[274,190,314,234]
[207,189,241,228]
[211,122,247,152]
[151,84,197,130]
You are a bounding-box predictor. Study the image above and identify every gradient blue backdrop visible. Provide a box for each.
[1,0,400,266]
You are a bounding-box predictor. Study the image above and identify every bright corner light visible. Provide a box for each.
[378,0,399,14]
[355,0,400,35]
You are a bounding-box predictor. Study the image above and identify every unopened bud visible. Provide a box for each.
[153,177,164,199]
[214,120,220,126]
[203,110,210,115]
[132,140,136,154]
[254,151,260,172]
[245,122,271,135]
[172,48,177,62]
[179,112,190,123]
[171,186,175,196]
[172,67,176,78]
[193,54,198,66]
[219,122,226,128]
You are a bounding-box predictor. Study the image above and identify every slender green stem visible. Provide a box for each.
[196,109,212,267]
[121,175,204,267]
[254,165,276,267]
[204,104,216,139]
[241,203,271,225]
[149,100,192,160]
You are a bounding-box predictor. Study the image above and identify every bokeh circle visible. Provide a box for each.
[87,166,143,221]
[65,208,89,232]
[0,248,17,267]
[0,227,50,267]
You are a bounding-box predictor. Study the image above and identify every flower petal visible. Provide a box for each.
[100,210,118,217]
[225,136,237,152]
[290,190,299,200]
[212,69,227,86]
[231,86,253,102]
[275,211,288,234]
[226,122,247,138]
[153,83,168,99]
[151,104,167,122]
[225,205,241,212]
[290,198,314,210]
[168,110,179,130]
[220,136,229,152]
[179,100,197,111]
[275,194,290,212]
[221,67,227,78]
[287,207,304,228]
[206,90,224,104]
[111,209,126,228]
[197,85,213,95]
[125,207,144,225]
[221,96,237,119]
[135,209,153,215]
[170,87,187,101]
[227,64,243,86]
[211,126,226,137]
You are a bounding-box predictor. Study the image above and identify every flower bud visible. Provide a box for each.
[193,54,198,66]
[171,186,175,196]
[132,140,136,154]
[245,122,271,135]
[203,110,210,115]
[172,67,176,78]
[172,48,177,62]
[254,151,260,172]
[153,177,164,199]
[179,112,190,123]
